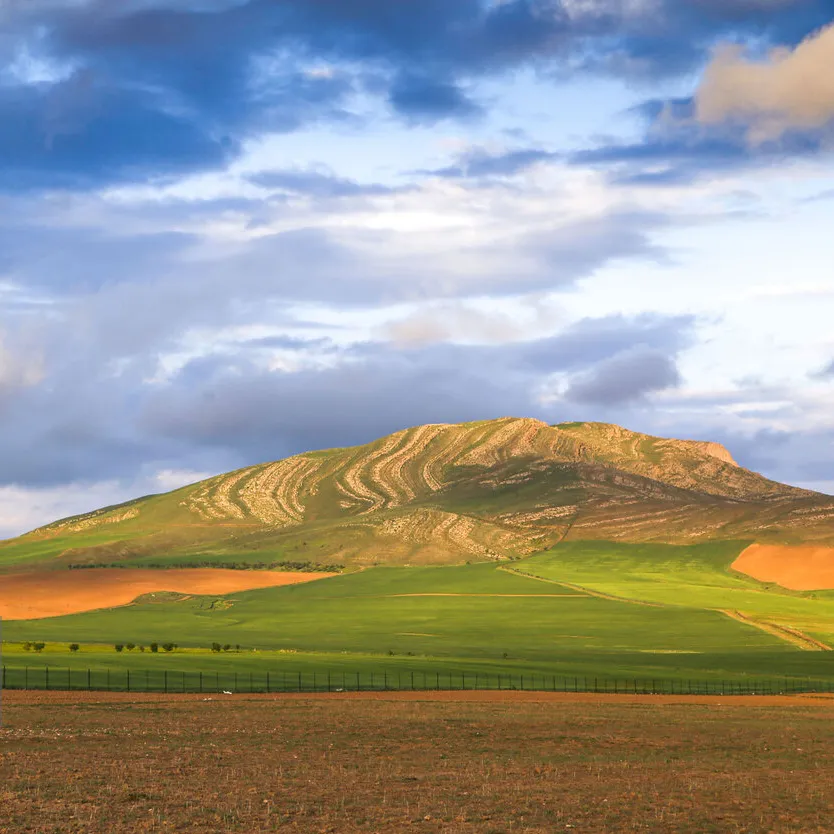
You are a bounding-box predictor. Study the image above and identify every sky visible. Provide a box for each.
[1,0,833,537]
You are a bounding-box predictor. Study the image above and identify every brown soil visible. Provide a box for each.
[0,569,334,620]
[733,543,834,590]
[5,689,834,707]
[2,691,834,833]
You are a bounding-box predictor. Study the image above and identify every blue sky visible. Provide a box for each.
[1,0,833,535]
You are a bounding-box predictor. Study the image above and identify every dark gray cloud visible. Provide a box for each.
[418,147,561,179]
[517,314,694,373]
[564,347,682,405]
[247,168,398,198]
[572,80,834,186]
[0,311,696,488]
[3,0,834,188]
[0,190,674,321]
[814,358,834,378]
[388,74,482,122]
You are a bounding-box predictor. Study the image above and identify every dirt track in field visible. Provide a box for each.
[733,543,834,590]
[0,568,334,620]
[5,690,834,708]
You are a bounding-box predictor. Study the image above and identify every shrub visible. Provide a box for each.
[139,645,146,652]
[125,643,136,651]
[162,643,176,652]
[69,643,80,652]
[115,644,124,652]
[22,641,32,652]
[211,642,222,653]
[149,643,159,653]
[33,642,45,653]
[222,644,231,652]
[235,644,241,651]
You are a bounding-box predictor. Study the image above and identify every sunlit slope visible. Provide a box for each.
[3,417,833,569]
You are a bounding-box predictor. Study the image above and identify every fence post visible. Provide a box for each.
[46,666,49,691]
[127,669,130,693]
[164,669,167,694]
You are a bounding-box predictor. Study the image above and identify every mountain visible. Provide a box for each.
[4,418,834,570]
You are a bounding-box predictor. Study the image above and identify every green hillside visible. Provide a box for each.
[3,417,833,571]
[5,550,834,684]
[3,417,834,685]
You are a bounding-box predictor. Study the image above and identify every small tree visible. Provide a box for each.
[126,643,136,651]
[139,645,146,652]
[115,644,124,652]
[69,643,80,653]
[211,642,222,653]
[162,643,176,652]
[34,642,45,653]
[222,644,231,652]
[149,642,159,653]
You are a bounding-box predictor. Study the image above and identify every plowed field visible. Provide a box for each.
[0,569,334,619]
[2,691,833,833]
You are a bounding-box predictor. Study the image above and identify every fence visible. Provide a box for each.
[2,666,834,696]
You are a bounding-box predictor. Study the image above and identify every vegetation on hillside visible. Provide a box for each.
[3,418,833,570]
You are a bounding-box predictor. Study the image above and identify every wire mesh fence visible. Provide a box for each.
[2,666,834,696]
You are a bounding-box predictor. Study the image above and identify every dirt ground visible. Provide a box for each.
[2,691,834,833]
[0,569,333,619]
[733,543,834,591]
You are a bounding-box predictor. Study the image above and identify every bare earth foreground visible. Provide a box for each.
[0,569,333,620]
[733,544,834,591]
[2,692,834,833]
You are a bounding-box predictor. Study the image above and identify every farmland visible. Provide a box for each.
[4,548,834,686]
[2,690,834,833]
[2,420,834,689]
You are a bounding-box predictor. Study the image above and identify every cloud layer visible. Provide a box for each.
[0,0,832,535]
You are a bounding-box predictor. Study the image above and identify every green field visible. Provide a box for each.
[4,546,834,687]
[516,541,834,643]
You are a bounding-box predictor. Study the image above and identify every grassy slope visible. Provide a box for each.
[8,557,834,683]
[3,417,832,573]
[515,541,834,643]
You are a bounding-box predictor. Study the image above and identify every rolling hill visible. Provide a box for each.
[3,417,833,572]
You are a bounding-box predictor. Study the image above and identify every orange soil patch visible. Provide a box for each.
[0,569,334,620]
[733,543,834,591]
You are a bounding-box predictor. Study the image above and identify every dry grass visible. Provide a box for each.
[2,691,834,833]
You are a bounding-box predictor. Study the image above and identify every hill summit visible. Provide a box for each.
[6,418,834,569]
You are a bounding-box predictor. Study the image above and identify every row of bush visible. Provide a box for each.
[66,560,344,572]
[20,641,250,653]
